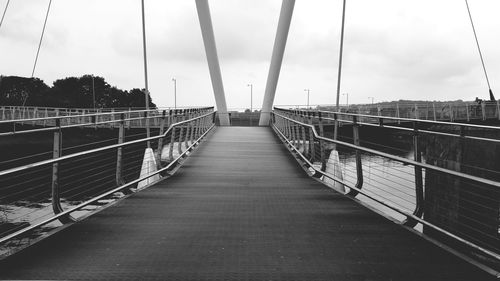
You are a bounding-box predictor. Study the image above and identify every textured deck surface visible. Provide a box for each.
[0,127,494,280]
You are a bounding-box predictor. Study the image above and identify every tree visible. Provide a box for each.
[0,76,50,106]
[0,75,157,109]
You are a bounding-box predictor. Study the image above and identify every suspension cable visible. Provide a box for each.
[0,0,10,30]
[465,0,495,101]
[31,0,53,79]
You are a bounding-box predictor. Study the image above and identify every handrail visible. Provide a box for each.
[0,111,215,178]
[275,107,500,131]
[0,107,215,137]
[0,106,214,124]
[0,120,216,245]
[271,110,500,266]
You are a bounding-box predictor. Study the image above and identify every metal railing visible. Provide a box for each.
[314,100,500,122]
[0,107,214,136]
[0,107,216,256]
[271,107,500,275]
[0,106,215,130]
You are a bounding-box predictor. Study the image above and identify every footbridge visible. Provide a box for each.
[1,0,500,279]
[0,107,499,280]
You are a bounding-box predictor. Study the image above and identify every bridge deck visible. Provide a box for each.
[0,127,493,280]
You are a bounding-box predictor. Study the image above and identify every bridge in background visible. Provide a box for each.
[0,106,499,280]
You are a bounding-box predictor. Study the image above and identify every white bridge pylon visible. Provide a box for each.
[195,0,295,126]
[195,0,230,126]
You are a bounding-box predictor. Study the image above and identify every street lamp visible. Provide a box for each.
[342,92,349,108]
[247,83,253,112]
[304,89,310,108]
[368,96,374,105]
[172,78,177,109]
[92,75,96,109]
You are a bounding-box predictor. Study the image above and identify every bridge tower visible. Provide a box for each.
[259,0,295,126]
[195,0,230,126]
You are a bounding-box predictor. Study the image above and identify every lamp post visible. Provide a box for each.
[92,75,96,109]
[304,89,310,108]
[172,78,177,109]
[342,92,348,108]
[247,83,253,112]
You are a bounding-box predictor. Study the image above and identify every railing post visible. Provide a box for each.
[169,110,177,162]
[301,112,308,156]
[32,108,38,125]
[1,106,5,120]
[127,108,131,128]
[51,118,74,223]
[347,115,363,197]
[481,102,486,121]
[116,113,132,194]
[287,113,293,142]
[190,110,196,145]
[289,114,296,148]
[465,103,470,122]
[195,110,201,139]
[403,121,424,227]
[497,100,500,120]
[294,111,300,148]
[156,110,167,168]
[178,110,184,155]
[396,103,400,124]
[318,111,326,171]
[308,112,315,161]
[44,108,48,126]
[184,109,191,149]
[433,103,437,121]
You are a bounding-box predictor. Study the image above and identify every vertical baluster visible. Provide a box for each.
[51,118,73,223]
[301,112,308,156]
[185,109,191,149]
[195,110,201,139]
[308,112,315,161]
[433,103,437,121]
[481,102,486,121]
[156,110,167,168]
[407,121,424,226]
[178,110,184,155]
[466,103,470,122]
[396,103,401,124]
[318,111,326,171]
[190,110,196,145]
[169,110,177,161]
[347,115,363,197]
[116,113,132,194]
[497,100,500,120]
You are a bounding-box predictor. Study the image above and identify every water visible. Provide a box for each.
[317,147,424,227]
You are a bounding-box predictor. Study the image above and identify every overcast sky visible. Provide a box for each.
[0,0,499,110]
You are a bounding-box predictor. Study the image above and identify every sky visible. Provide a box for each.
[0,0,499,110]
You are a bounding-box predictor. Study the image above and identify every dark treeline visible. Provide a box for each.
[0,75,156,108]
